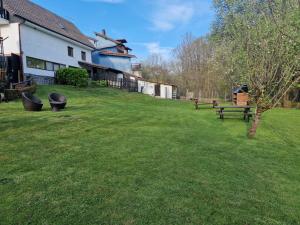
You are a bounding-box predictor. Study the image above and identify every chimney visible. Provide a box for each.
[102,29,106,36]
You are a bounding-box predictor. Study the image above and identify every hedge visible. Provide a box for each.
[56,68,89,87]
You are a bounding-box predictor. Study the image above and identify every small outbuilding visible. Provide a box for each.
[233,85,249,106]
[138,80,156,96]
[138,80,177,99]
[160,84,174,99]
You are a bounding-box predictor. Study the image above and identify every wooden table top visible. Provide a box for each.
[215,105,254,109]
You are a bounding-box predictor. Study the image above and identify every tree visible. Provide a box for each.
[174,33,221,99]
[142,54,170,83]
[212,0,300,137]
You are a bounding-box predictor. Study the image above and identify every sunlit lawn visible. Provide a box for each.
[0,85,299,225]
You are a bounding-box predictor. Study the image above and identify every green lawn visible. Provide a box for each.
[0,85,300,225]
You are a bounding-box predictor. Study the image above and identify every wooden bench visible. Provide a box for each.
[194,99,218,110]
[215,106,254,122]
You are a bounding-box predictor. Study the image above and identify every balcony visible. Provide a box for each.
[131,63,142,71]
[0,8,9,25]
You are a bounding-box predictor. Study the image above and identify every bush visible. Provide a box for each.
[56,68,89,87]
[99,80,108,87]
[89,80,99,87]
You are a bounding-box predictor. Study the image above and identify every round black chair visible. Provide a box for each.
[48,93,67,112]
[21,92,43,111]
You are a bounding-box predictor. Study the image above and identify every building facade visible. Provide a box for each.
[0,0,94,84]
[90,30,136,74]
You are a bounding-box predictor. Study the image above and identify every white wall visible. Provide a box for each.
[20,23,93,77]
[160,84,173,99]
[0,23,20,55]
[138,81,174,99]
[95,35,116,49]
[138,80,155,96]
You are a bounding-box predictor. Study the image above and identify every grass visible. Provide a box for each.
[0,85,300,225]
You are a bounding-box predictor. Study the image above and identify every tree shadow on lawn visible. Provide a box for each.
[214,114,254,138]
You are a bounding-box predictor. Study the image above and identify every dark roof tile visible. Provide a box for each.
[99,50,136,58]
[4,0,94,48]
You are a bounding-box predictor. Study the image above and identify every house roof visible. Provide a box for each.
[78,61,109,70]
[115,39,128,44]
[87,36,98,42]
[117,45,132,51]
[95,32,132,50]
[233,85,248,94]
[95,32,122,45]
[79,61,140,79]
[99,50,136,58]
[3,0,94,49]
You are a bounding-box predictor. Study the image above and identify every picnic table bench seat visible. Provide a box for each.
[194,99,218,110]
[215,105,254,122]
[216,110,245,113]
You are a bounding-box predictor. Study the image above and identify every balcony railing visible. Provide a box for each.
[0,8,9,21]
[131,63,142,71]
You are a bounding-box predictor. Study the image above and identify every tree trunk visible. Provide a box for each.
[248,110,262,138]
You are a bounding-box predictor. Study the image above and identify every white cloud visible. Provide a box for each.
[151,3,194,31]
[149,0,212,31]
[131,42,173,60]
[145,42,173,60]
[82,0,124,3]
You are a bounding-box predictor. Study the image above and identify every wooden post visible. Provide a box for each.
[212,100,218,108]
[18,70,21,83]
[194,98,199,110]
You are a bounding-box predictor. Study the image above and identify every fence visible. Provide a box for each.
[104,78,138,92]
[25,74,55,85]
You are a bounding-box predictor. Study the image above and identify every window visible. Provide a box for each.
[53,63,60,71]
[54,64,66,71]
[46,61,54,71]
[68,46,74,57]
[27,57,45,70]
[26,57,66,72]
[81,51,86,61]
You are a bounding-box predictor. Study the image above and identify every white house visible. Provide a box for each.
[0,0,94,84]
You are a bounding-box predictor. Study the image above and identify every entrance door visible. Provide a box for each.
[7,54,21,83]
[165,87,168,99]
[155,84,160,96]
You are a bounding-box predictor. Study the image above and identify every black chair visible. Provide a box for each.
[48,93,67,112]
[21,92,43,111]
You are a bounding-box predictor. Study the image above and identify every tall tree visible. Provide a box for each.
[142,54,170,83]
[213,0,300,137]
[174,34,221,99]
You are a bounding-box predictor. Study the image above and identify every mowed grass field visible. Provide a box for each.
[0,85,300,225]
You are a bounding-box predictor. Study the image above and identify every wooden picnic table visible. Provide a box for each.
[215,105,255,122]
[194,99,218,110]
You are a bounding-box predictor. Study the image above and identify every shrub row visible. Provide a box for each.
[55,68,89,87]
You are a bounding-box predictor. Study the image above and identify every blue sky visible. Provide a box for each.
[32,0,215,62]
